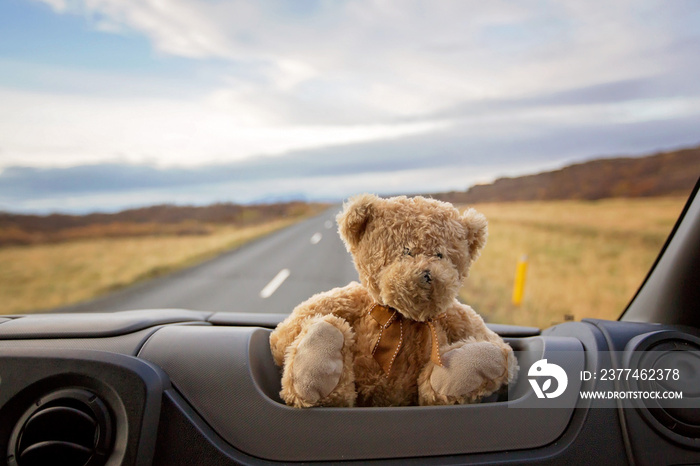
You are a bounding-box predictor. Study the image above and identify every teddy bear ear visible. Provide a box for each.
[337,193,379,249]
[460,207,488,259]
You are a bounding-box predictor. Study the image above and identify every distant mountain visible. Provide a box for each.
[433,145,700,204]
[0,201,327,246]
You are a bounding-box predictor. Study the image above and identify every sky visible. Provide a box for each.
[1,0,699,213]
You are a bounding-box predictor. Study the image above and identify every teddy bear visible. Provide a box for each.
[269,194,518,407]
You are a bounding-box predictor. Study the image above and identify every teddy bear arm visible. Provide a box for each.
[442,301,503,345]
[269,317,294,367]
[270,283,367,367]
[270,283,354,367]
[417,302,518,405]
[277,313,358,408]
[270,308,331,367]
[417,338,518,405]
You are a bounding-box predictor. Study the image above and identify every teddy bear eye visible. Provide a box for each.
[436,252,444,259]
[403,247,413,257]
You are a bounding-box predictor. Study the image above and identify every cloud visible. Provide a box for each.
[4,0,699,212]
[27,0,700,127]
[3,110,699,213]
[4,66,699,171]
[0,87,452,169]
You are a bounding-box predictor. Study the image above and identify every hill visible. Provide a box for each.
[434,145,700,204]
[0,201,326,246]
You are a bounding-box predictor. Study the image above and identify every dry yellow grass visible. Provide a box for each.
[2,198,687,321]
[459,197,687,328]
[0,219,295,314]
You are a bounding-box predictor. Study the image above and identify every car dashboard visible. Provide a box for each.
[2,182,699,465]
[0,309,699,466]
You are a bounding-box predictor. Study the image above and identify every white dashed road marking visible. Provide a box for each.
[259,268,291,298]
[310,232,322,244]
[324,220,333,229]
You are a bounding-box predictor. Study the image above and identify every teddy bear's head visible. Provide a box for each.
[337,194,487,322]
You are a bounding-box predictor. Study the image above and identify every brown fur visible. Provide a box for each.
[270,194,518,407]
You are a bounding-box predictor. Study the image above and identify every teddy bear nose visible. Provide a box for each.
[422,270,432,284]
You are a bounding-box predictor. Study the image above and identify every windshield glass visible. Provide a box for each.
[1,1,698,328]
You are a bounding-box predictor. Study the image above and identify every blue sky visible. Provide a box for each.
[1,0,699,213]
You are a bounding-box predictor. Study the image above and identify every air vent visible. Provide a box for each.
[8,388,113,466]
[625,331,700,449]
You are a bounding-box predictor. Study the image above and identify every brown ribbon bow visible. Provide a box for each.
[369,303,444,375]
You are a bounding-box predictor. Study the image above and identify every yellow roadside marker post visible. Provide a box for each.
[512,254,528,306]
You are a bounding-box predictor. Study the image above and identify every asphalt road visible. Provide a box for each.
[54,207,359,314]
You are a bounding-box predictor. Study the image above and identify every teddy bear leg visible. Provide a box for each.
[418,339,518,405]
[280,314,357,408]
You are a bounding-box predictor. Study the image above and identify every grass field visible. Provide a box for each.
[1,197,688,321]
[458,197,688,328]
[0,219,296,314]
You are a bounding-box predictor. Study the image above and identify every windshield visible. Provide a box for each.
[1,1,698,329]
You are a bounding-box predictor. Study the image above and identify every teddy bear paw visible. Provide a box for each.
[430,341,509,399]
[291,320,345,404]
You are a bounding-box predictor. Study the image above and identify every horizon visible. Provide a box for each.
[2,1,700,214]
[2,142,696,216]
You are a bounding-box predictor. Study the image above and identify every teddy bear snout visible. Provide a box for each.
[413,260,444,290]
[376,257,460,321]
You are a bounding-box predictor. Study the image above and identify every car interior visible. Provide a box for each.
[0,179,699,466]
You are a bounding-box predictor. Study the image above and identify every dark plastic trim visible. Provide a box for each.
[138,325,582,462]
[208,312,290,328]
[0,310,540,339]
[0,322,212,357]
[208,311,541,336]
[486,323,540,337]
[0,309,211,339]
[623,330,700,448]
[621,177,700,326]
[0,348,170,466]
[7,388,113,466]
[621,178,700,321]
